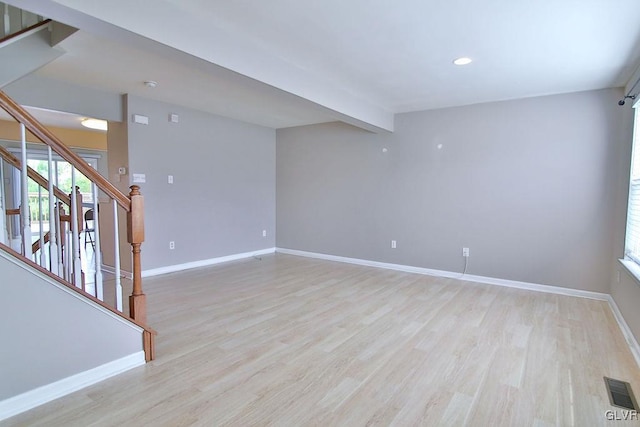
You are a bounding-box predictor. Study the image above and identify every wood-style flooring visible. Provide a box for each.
[4,254,640,426]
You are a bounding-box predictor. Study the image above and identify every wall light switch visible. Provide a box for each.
[118,167,127,175]
[168,175,174,184]
[169,113,179,123]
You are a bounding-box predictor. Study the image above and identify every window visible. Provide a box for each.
[6,148,100,243]
[625,106,640,265]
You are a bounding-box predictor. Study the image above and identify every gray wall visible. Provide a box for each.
[0,251,143,401]
[125,95,276,271]
[277,89,629,293]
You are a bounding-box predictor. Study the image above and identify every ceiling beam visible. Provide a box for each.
[6,0,394,132]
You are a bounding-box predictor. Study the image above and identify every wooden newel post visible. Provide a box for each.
[128,185,146,324]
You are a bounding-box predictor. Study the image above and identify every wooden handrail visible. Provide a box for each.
[0,145,71,205]
[0,19,51,46]
[32,231,51,254]
[0,91,130,210]
[0,241,156,361]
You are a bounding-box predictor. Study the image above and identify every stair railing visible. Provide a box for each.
[0,145,71,274]
[0,90,154,361]
[0,2,44,41]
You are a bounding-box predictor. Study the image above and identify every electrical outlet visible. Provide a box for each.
[462,247,469,257]
[391,240,397,249]
[262,230,267,237]
[168,175,174,184]
[169,241,175,250]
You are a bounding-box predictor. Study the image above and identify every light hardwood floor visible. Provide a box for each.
[4,254,640,426]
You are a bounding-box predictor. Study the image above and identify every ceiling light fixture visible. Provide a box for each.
[81,118,108,131]
[453,57,473,66]
[144,80,158,88]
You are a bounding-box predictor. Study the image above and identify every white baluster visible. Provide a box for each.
[19,124,31,258]
[113,199,122,311]
[0,158,7,245]
[3,4,9,37]
[93,184,103,300]
[65,229,71,280]
[54,159,64,275]
[70,167,82,288]
[47,147,59,275]
[37,185,45,266]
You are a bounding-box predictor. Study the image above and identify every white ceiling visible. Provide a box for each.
[5,0,640,131]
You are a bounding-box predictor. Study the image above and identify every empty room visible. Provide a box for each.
[2,0,640,425]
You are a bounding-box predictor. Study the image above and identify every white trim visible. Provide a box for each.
[101,264,133,280]
[606,296,640,368]
[460,273,608,301]
[142,247,276,278]
[619,258,640,287]
[0,351,145,421]
[276,247,609,300]
[0,250,143,332]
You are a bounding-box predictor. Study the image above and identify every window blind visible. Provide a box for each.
[625,107,640,264]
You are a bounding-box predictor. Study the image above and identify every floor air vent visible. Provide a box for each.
[605,377,638,410]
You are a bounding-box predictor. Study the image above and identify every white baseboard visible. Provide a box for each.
[142,247,276,278]
[459,273,608,301]
[606,296,640,368]
[0,351,145,422]
[276,247,609,301]
[276,248,640,367]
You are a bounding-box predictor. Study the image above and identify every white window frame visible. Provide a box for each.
[622,104,640,280]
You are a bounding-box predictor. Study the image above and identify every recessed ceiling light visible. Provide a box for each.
[453,57,473,66]
[81,118,108,131]
[144,80,158,88]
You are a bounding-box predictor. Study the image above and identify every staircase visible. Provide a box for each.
[0,1,76,88]
[0,7,155,419]
[0,91,155,358]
